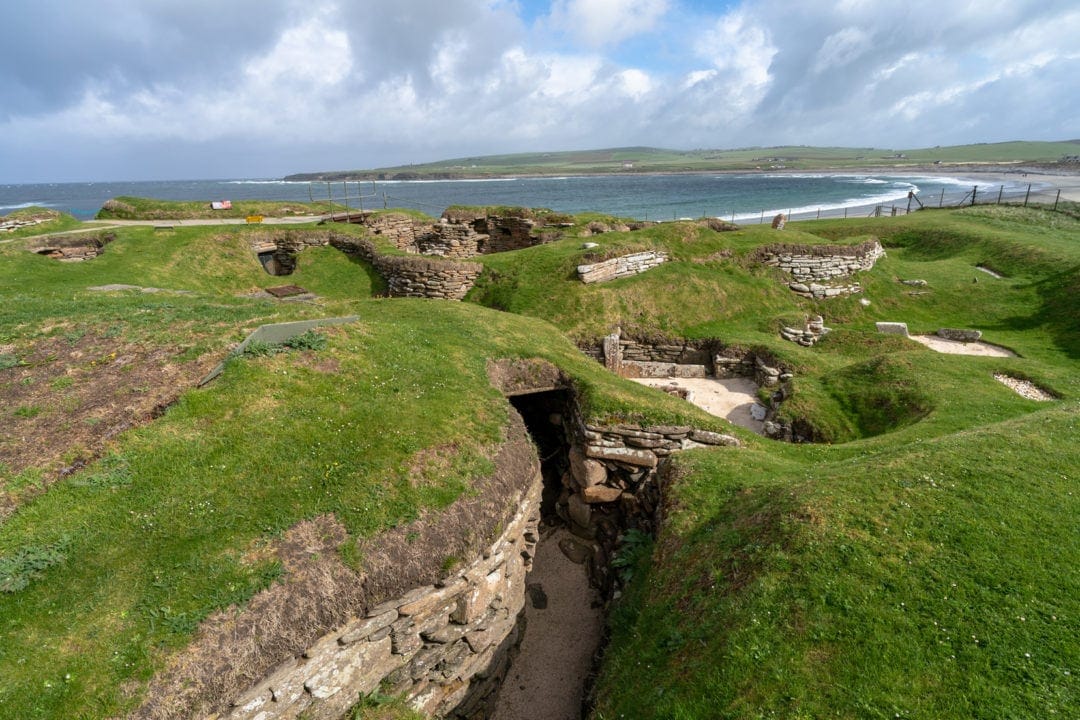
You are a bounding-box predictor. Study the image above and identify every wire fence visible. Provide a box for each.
[762,183,1074,224]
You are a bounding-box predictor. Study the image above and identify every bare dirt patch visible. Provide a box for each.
[631,376,765,433]
[908,335,1016,357]
[0,332,218,518]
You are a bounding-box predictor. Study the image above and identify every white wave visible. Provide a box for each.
[0,201,56,211]
[376,177,517,185]
[730,186,920,221]
[224,179,309,185]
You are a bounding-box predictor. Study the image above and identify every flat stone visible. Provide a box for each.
[689,429,740,447]
[582,485,623,504]
[936,328,982,342]
[584,445,658,468]
[338,609,399,646]
[569,447,608,487]
[398,579,467,617]
[876,321,909,336]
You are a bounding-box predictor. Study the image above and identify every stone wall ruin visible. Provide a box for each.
[182,360,746,720]
[755,239,885,298]
[28,231,117,261]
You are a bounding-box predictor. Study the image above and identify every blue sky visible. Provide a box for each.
[1,0,1077,182]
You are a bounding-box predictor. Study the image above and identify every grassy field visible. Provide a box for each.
[284,140,1080,180]
[94,195,339,220]
[1,199,1078,718]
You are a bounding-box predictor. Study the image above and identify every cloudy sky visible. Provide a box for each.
[2,0,1077,182]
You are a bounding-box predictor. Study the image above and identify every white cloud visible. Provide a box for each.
[811,27,871,74]
[548,0,671,47]
[244,15,352,88]
[691,11,776,112]
[0,0,1077,181]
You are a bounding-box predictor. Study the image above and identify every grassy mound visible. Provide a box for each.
[1,201,1078,719]
[95,196,336,220]
[594,402,1079,719]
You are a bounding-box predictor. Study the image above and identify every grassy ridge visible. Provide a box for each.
[95,195,337,220]
[595,402,1079,719]
[0,225,733,718]
[286,141,1080,180]
[1,201,1078,718]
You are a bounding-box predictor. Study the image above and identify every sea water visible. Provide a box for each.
[0,173,1039,222]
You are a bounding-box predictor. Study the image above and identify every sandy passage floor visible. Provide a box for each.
[491,526,602,720]
[632,376,765,433]
[908,335,1016,357]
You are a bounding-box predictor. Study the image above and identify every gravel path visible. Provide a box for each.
[491,526,602,720]
[994,374,1056,401]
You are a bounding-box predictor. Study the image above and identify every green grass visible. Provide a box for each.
[1,202,1078,719]
[285,141,1080,179]
[594,402,1079,719]
[95,196,340,220]
[0,208,81,240]
[0,218,733,717]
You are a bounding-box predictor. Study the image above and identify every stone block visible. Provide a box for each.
[584,445,658,468]
[875,321,909,336]
[338,609,399,646]
[936,328,982,342]
[689,429,740,447]
[569,447,608,488]
[582,484,623,503]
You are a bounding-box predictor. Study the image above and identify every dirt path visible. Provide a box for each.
[491,526,602,720]
[632,376,765,433]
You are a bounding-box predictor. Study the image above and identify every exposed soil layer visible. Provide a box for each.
[491,526,603,720]
[0,331,217,519]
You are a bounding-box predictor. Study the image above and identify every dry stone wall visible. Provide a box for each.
[756,239,885,281]
[224,470,542,720]
[330,234,482,300]
[29,231,116,261]
[577,251,668,284]
[351,211,550,258]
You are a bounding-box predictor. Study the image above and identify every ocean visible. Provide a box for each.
[0,173,1042,223]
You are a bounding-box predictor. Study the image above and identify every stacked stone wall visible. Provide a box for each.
[330,235,482,300]
[360,213,430,252]
[576,251,668,284]
[223,465,542,720]
[354,212,548,258]
[755,239,885,281]
[417,223,485,259]
[479,216,541,254]
[29,232,116,261]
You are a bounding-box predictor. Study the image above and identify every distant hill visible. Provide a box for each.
[284,141,1080,181]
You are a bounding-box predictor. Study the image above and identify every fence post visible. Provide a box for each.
[844,207,848,218]
[760,209,764,224]
[1054,189,1061,211]
[997,185,1004,204]
[1024,184,1031,206]
[939,188,945,208]
[343,181,350,216]
[817,208,821,219]
[971,186,977,206]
